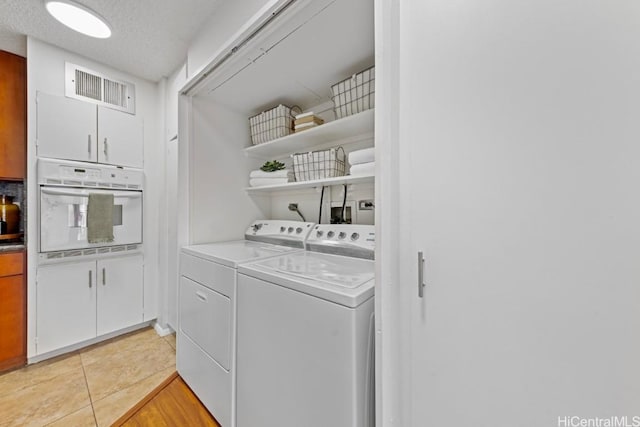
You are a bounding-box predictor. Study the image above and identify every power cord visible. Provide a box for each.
[318,186,325,224]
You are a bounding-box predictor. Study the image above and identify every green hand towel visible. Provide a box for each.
[87,193,114,244]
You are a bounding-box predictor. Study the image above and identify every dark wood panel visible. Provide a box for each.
[0,251,23,277]
[0,274,26,371]
[0,50,26,179]
[113,372,220,427]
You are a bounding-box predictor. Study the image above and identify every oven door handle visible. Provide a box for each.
[41,188,142,198]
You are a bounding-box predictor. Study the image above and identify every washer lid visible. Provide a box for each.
[239,251,375,307]
[182,240,301,268]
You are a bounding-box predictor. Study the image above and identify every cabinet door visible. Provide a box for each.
[98,106,143,168]
[97,255,143,336]
[0,276,25,370]
[0,51,26,179]
[36,261,96,354]
[36,92,97,162]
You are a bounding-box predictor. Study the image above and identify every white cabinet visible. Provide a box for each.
[96,255,144,336]
[97,106,144,168]
[36,92,143,168]
[36,260,96,355]
[36,92,96,163]
[36,255,144,355]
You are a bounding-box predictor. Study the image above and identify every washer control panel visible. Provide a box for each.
[245,220,315,242]
[307,224,375,252]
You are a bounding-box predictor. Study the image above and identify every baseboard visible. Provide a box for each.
[153,321,175,337]
[28,321,153,364]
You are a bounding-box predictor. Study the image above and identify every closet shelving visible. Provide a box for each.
[244,108,374,193]
[244,108,374,159]
[245,173,373,193]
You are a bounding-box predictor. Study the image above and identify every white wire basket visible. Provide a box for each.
[248,104,300,145]
[331,66,375,119]
[292,147,346,182]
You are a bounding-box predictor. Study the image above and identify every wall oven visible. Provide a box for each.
[38,158,143,260]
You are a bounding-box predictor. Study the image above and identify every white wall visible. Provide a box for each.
[189,97,269,243]
[161,64,187,329]
[26,38,163,356]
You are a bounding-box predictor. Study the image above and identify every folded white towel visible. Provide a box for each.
[249,169,292,178]
[348,147,375,165]
[249,177,291,187]
[349,161,375,176]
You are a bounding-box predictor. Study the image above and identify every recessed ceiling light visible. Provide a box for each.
[45,0,112,39]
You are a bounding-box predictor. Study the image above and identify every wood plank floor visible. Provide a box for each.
[111,371,220,427]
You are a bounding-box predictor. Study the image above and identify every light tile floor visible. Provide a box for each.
[0,327,177,427]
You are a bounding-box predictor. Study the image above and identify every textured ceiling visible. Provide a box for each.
[0,0,222,82]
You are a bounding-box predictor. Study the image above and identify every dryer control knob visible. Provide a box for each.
[280,226,286,233]
[338,232,347,239]
[316,230,324,238]
[350,232,359,241]
[287,227,294,233]
[327,231,335,238]
[296,227,303,234]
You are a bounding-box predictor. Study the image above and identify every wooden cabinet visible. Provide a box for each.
[0,251,26,371]
[36,254,143,355]
[36,92,143,168]
[0,51,26,179]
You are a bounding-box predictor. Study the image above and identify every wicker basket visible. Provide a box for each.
[331,66,375,119]
[249,104,299,145]
[292,147,345,182]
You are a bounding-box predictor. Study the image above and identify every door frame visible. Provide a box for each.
[374,0,410,425]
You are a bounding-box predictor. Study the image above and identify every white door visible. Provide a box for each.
[98,106,143,168]
[97,255,144,336]
[390,1,640,425]
[36,261,96,354]
[36,92,97,162]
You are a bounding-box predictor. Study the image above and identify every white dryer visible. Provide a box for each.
[177,220,315,427]
[236,224,376,427]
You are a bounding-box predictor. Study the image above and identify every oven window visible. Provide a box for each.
[68,204,123,227]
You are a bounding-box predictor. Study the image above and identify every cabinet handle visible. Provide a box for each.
[89,270,92,288]
[102,267,106,285]
[88,135,92,157]
[195,291,207,302]
[418,251,426,298]
[104,138,108,157]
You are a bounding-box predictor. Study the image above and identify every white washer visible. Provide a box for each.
[177,220,315,427]
[236,224,376,427]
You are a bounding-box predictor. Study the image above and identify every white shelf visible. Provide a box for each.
[245,174,374,194]
[244,109,374,159]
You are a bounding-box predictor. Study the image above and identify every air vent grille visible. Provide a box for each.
[104,79,128,109]
[75,69,102,100]
[66,62,136,114]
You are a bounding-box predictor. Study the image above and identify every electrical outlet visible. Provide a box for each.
[359,199,374,210]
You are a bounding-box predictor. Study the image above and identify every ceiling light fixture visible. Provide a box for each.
[45,0,112,39]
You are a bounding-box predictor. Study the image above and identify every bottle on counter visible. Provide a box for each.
[0,195,20,235]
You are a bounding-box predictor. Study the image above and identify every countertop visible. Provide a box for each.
[0,243,25,252]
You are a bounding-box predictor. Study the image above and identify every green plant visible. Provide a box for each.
[260,160,286,172]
